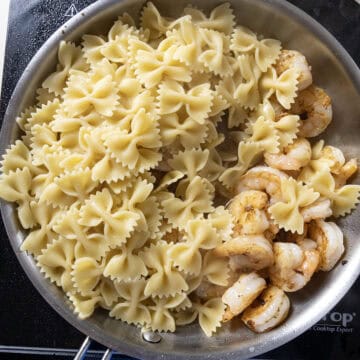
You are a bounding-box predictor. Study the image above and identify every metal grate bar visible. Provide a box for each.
[74,337,92,360]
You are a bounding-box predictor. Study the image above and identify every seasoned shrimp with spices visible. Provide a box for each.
[269,242,320,292]
[222,272,266,322]
[275,50,313,91]
[308,220,344,271]
[300,198,332,222]
[227,190,270,235]
[321,145,345,174]
[214,234,274,271]
[264,138,312,171]
[334,158,358,188]
[241,285,290,333]
[236,166,288,202]
[290,85,332,138]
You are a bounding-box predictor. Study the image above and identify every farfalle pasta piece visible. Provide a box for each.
[260,66,298,109]
[26,99,60,131]
[109,68,157,121]
[208,89,228,119]
[247,116,280,154]
[116,178,153,210]
[168,219,221,275]
[167,148,209,179]
[103,109,161,171]
[202,251,230,286]
[154,170,184,193]
[63,69,119,117]
[53,206,108,260]
[199,148,225,182]
[0,167,33,229]
[0,140,42,176]
[110,279,150,326]
[273,114,300,149]
[234,55,262,109]
[148,293,186,332]
[207,206,233,241]
[173,305,198,326]
[29,125,58,165]
[54,167,98,201]
[215,67,248,128]
[103,232,148,282]
[187,249,231,293]
[162,175,214,228]
[71,257,104,296]
[168,20,204,70]
[38,181,76,209]
[159,112,208,149]
[299,165,360,217]
[72,130,113,168]
[103,22,140,64]
[130,38,191,88]
[36,88,58,106]
[68,291,103,319]
[37,237,76,293]
[198,29,234,77]
[137,196,161,238]
[50,108,103,133]
[20,201,60,256]
[184,3,235,35]
[91,153,131,183]
[108,175,136,194]
[79,188,139,247]
[193,298,226,337]
[219,141,263,191]
[82,23,137,65]
[269,177,320,233]
[32,148,71,198]
[231,27,281,72]
[16,105,36,132]
[82,35,107,64]
[158,80,213,124]
[140,1,189,40]
[42,41,88,95]
[140,241,188,297]
[98,277,120,308]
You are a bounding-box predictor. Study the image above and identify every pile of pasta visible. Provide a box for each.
[0,2,359,337]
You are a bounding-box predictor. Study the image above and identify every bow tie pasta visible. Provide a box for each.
[1,1,359,339]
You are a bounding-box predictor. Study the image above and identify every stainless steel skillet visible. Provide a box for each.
[1,0,360,359]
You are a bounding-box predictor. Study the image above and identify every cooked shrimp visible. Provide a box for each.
[334,158,358,188]
[222,272,266,322]
[264,219,280,242]
[290,85,332,138]
[227,190,270,235]
[267,97,289,121]
[300,198,332,222]
[264,138,312,171]
[269,242,319,292]
[214,234,274,271]
[296,237,318,251]
[236,166,288,202]
[321,145,345,174]
[275,50,313,91]
[308,220,344,271]
[241,285,290,333]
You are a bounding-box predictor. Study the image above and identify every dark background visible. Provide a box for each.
[0,1,359,359]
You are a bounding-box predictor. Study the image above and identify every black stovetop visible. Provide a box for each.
[0,1,359,359]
